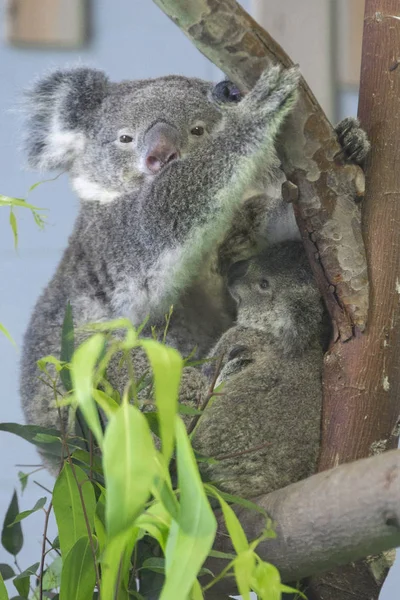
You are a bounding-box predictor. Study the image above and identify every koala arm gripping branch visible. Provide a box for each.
[135,66,299,311]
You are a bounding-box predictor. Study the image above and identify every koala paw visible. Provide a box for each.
[335,117,371,165]
[242,65,300,120]
[215,347,254,386]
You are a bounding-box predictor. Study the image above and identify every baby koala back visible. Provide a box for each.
[192,242,329,498]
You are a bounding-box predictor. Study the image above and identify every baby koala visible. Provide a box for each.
[192,241,330,498]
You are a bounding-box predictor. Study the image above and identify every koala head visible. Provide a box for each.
[228,242,326,353]
[23,68,242,203]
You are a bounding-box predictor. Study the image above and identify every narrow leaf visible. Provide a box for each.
[160,418,216,600]
[9,211,18,250]
[0,573,8,600]
[71,334,105,447]
[207,488,248,554]
[141,340,182,464]
[0,323,16,348]
[103,402,157,539]
[17,473,27,495]
[53,463,96,557]
[1,491,23,556]
[59,536,97,600]
[8,498,46,525]
[60,302,74,392]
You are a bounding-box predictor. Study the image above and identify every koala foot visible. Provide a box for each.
[335,116,371,164]
[215,346,254,386]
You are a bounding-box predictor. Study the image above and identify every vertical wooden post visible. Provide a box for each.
[310,1,400,597]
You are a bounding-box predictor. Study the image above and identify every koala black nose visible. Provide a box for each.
[144,122,181,174]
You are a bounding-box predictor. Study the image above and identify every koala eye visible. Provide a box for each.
[259,279,270,290]
[191,125,205,136]
[212,80,242,104]
[119,134,133,143]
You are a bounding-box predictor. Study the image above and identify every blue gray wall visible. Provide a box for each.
[0,0,397,597]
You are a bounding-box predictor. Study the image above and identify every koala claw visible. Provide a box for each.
[335,116,371,165]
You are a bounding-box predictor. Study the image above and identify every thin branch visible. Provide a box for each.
[39,500,53,600]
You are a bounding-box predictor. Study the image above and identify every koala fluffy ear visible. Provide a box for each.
[24,67,109,171]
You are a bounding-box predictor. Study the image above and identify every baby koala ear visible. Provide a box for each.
[23,67,109,171]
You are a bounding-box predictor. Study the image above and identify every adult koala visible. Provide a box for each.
[20,65,301,447]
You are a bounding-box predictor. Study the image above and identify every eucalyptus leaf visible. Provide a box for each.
[141,339,182,464]
[71,334,105,447]
[160,418,216,600]
[59,536,97,600]
[0,573,8,600]
[0,323,16,348]
[9,211,18,250]
[8,498,46,526]
[17,473,27,495]
[0,565,14,581]
[60,302,74,392]
[53,463,96,557]
[42,556,62,591]
[103,402,157,539]
[1,491,23,556]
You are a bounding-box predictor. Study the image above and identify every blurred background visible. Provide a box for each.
[0,0,397,597]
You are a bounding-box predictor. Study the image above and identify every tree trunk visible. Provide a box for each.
[309,2,400,597]
[150,0,400,597]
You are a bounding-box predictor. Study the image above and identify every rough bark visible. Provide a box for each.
[151,0,368,340]
[309,2,400,597]
[203,450,400,597]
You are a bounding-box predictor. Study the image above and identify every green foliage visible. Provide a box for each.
[1,194,298,599]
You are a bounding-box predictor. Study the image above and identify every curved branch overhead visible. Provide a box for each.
[152,0,369,339]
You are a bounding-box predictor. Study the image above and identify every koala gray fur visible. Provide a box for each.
[191,241,329,498]
[19,65,300,460]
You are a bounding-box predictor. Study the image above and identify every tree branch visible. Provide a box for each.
[151,0,368,340]
[204,449,400,597]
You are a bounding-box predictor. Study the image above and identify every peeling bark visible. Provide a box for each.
[310,2,400,596]
[152,0,369,339]
[204,450,400,597]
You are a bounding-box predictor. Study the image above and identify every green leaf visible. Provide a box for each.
[13,563,39,598]
[17,473,27,495]
[160,418,216,600]
[0,565,14,581]
[0,323,16,348]
[190,579,204,600]
[92,389,119,418]
[94,495,106,553]
[103,402,157,539]
[9,211,18,250]
[205,485,269,518]
[135,501,171,553]
[250,561,281,600]
[0,423,64,458]
[208,549,236,560]
[233,551,255,600]
[8,498,46,526]
[71,449,103,477]
[0,573,9,600]
[0,195,42,210]
[280,583,306,598]
[14,563,39,580]
[71,334,105,447]
[101,528,138,600]
[60,302,74,392]
[32,433,60,444]
[141,340,182,464]
[1,491,23,556]
[59,536,97,600]
[53,463,96,557]
[42,556,62,591]
[207,488,248,554]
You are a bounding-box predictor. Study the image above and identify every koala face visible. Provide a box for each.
[227,242,322,342]
[24,69,243,203]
